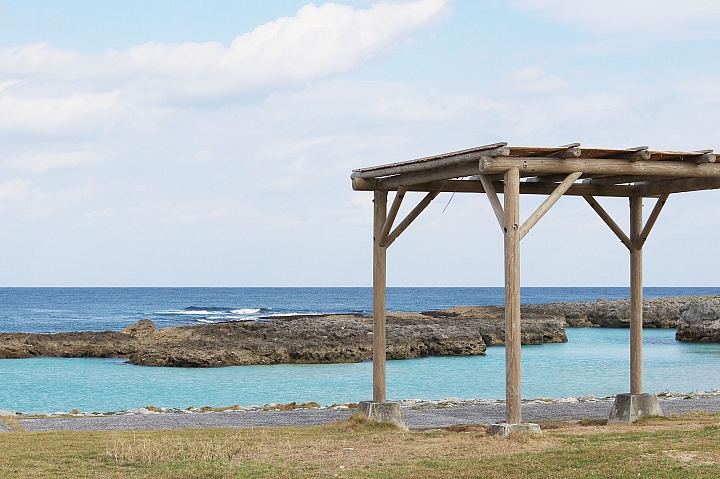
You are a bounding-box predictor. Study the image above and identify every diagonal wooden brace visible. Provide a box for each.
[583,195,633,251]
[635,194,669,250]
[379,187,407,242]
[380,189,442,248]
[518,172,582,240]
[478,173,505,231]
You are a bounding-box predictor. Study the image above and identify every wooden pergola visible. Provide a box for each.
[351,142,719,427]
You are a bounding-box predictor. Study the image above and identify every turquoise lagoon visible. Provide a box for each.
[2,328,720,413]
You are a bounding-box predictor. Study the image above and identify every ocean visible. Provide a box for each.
[1,287,719,413]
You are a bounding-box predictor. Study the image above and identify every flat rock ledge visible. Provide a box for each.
[1,296,716,367]
[676,298,720,342]
[0,313,566,367]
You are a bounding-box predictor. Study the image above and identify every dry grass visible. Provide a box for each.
[0,412,719,478]
[262,401,321,411]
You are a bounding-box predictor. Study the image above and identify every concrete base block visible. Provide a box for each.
[608,393,664,424]
[358,401,408,430]
[489,423,542,437]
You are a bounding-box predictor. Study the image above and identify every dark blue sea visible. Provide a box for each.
[2,287,720,413]
[2,287,719,333]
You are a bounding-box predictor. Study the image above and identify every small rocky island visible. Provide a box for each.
[0,296,718,367]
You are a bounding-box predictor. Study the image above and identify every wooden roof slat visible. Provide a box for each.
[350,142,508,179]
[351,144,720,198]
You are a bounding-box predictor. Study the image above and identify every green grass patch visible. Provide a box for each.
[0,412,718,478]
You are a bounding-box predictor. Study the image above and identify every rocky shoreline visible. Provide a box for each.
[0,296,718,367]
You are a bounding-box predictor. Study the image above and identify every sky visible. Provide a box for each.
[1,0,719,287]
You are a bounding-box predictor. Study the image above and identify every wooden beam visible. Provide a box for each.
[635,194,669,249]
[373,190,388,403]
[354,177,639,197]
[518,172,583,240]
[694,153,716,164]
[624,148,651,162]
[478,173,504,231]
[379,187,406,241]
[587,175,673,186]
[527,173,588,183]
[552,147,582,159]
[381,190,441,248]
[504,167,522,425]
[583,195,633,251]
[630,195,643,395]
[635,177,720,196]
[377,162,480,190]
[351,143,509,179]
[479,157,720,178]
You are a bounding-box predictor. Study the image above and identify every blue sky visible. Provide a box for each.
[1,0,719,286]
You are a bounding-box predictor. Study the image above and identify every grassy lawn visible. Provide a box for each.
[1,413,719,478]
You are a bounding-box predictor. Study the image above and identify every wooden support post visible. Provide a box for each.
[504,167,522,424]
[373,190,388,403]
[629,195,643,395]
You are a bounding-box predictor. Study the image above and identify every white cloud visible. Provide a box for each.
[0,92,119,134]
[0,1,449,102]
[512,0,720,37]
[506,67,568,92]
[0,179,32,201]
[5,150,96,173]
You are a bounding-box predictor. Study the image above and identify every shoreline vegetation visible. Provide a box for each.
[0,296,718,367]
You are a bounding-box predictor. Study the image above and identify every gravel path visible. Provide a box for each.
[8,396,720,433]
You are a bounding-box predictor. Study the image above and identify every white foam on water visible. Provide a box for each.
[229,309,261,314]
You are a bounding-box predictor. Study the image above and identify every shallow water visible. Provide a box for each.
[2,328,719,413]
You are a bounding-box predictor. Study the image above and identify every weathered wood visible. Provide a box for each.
[694,153,716,164]
[351,143,509,179]
[380,187,406,241]
[587,175,672,186]
[504,167,522,425]
[518,172,582,240]
[373,191,388,403]
[478,173,504,230]
[636,194,669,249]
[479,157,720,178]
[634,177,720,196]
[381,190,441,248]
[629,195,643,395]
[527,173,587,183]
[377,162,480,190]
[354,177,639,197]
[583,195,633,251]
[622,147,651,161]
[553,147,582,159]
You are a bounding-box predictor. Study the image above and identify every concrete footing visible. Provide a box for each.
[608,393,664,424]
[358,401,408,430]
[489,423,542,437]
